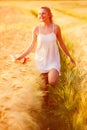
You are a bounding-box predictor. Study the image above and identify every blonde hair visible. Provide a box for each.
[40,6,53,22]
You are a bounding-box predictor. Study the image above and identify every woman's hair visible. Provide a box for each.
[40,6,53,22]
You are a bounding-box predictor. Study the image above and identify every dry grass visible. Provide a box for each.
[0,1,87,130]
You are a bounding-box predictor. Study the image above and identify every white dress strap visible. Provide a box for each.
[38,25,40,34]
[53,23,54,32]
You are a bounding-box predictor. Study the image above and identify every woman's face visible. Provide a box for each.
[38,8,50,22]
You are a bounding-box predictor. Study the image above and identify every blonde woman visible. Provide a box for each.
[14,7,76,105]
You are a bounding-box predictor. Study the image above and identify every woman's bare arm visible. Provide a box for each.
[15,26,37,60]
[56,25,76,66]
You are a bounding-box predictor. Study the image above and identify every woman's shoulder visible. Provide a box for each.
[53,23,61,35]
[32,25,40,34]
[53,23,61,30]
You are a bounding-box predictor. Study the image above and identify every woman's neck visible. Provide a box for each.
[41,20,53,26]
[41,23,53,29]
[39,22,53,34]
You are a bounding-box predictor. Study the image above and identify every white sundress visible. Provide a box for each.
[35,24,61,75]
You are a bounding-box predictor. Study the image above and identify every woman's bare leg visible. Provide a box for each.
[41,73,49,105]
[41,69,59,106]
[48,68,59,87]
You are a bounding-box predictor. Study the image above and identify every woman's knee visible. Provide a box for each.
[48,69,59,87]
[49,80,57,87]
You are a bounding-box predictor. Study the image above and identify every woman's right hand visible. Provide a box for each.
[10,54,21,62]
[10,54,30,64]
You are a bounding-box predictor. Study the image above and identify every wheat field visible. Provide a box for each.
[0,1,87,130]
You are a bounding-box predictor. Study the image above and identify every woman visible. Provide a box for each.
[14,7,76,105]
